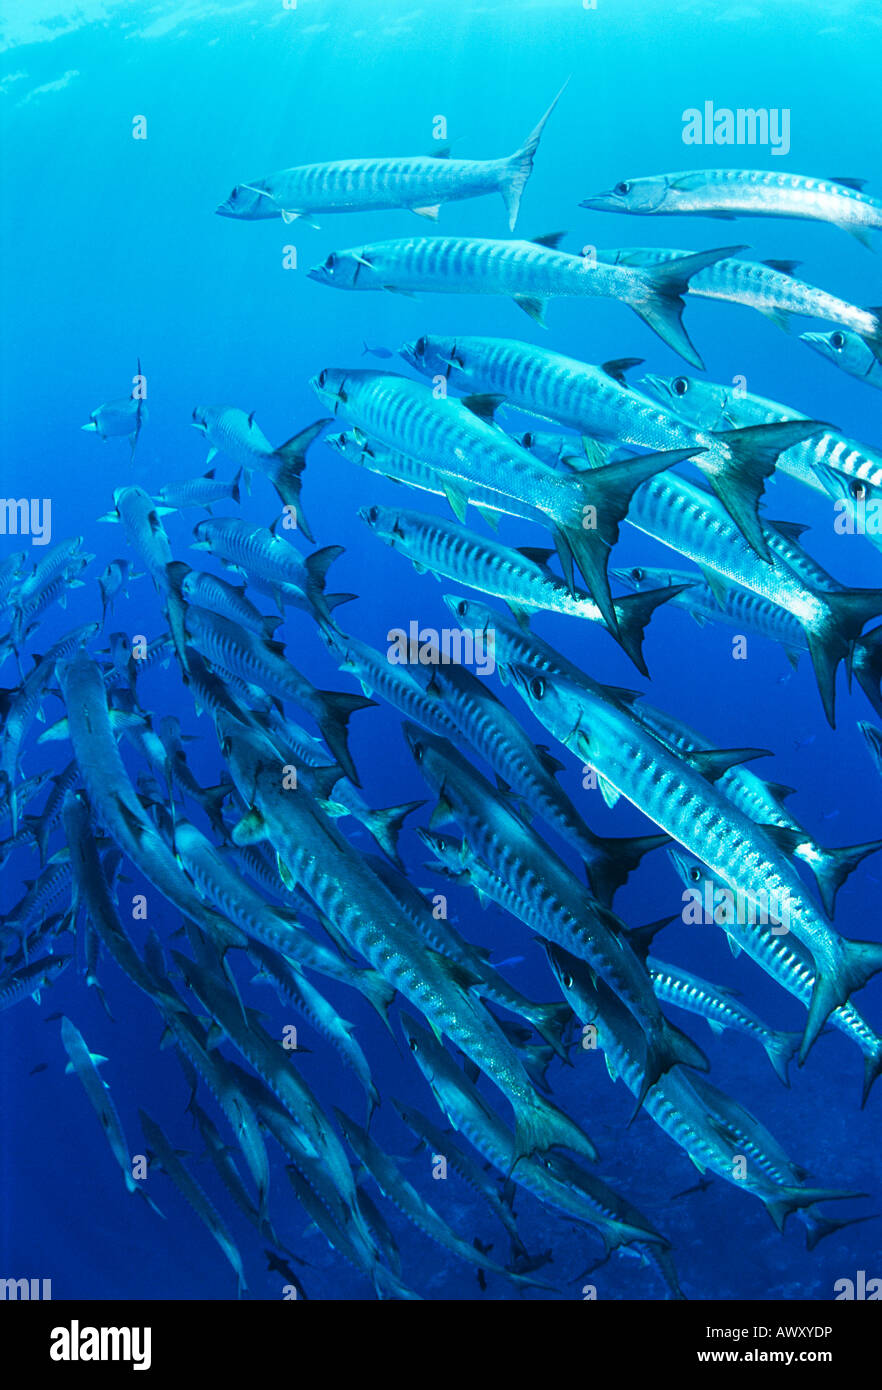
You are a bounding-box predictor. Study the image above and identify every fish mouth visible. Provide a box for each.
[215,203,234,217]
[306,266,324,283]
[799,332,828,349]
[578,192,620,211]
[638,372,670,400]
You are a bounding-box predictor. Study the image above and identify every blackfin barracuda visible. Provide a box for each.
[802,329,882,392]
[399,1012,678,1285]
[0,953,69,1012]
[309,236,743,367]
[359,501,685,673]
[334,1108,557,1292]
[405,724,708,1099]
[81,358,147,462]
[645,957,800,1085]
[544,941,860,1231]
[597,246,882,344]
[218,715,599,1167]
[403,334,826,560]
[668,848,882,1108]
[312,365,694,632]
[580,170,882,248]
[622,472,882,726]
[190,517,352,620]
[602,652,882,919]
[190,409,327,539]
[216,86,566,230]
[507,665,882,1059]
[643,371,882,508]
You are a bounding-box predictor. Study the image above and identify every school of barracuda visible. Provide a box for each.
[5,86,882,1300]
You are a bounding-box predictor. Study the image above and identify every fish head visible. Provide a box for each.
[416,825,467,875]
[666,845,711,893]
[507,665,606,761]
[308,247,378,290]
[310,367,353,414]
[215,181,276,219]
[357,502,405,547]
[801,329,875,378]
[579,174,672,214]
[398,1009,446,1082]
[611,563,685,593]
[641,371,732,429]
[400,334,461,378]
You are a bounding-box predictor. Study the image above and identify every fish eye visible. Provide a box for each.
[325,253,336,273]
[851,480,867,500]
[412,740,425,764]
[632,567,645,582]
[407,1036,418,1052]
[317,370,328,389]
[562,971,573,989]
[364,505,379,523]
[456,600,468,618]
[689,867,702,882]
[523,432,535,447]
[614,181,631,196]
[529,675,546,700]
[830,332,845,351]
[415,335,427,357]
[672,377,689,396]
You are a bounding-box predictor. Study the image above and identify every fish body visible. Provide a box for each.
[216,88,565,229]
[802,329,882,390]
[580,170,882,247]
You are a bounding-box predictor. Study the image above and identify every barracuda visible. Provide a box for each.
[169,563,281,641]
[216,86,565,230]
[613,561,807,664]
[140,1109,248,1298]
[802,328,882,392]
[319,624,460,739]
[61,1016,152,1204]
[580,169,882,248]
[190,517,351,621]
[403,334,828,561]
[153,469,242,512]
[597,246,882,344]
[313,366,695,633]
[217,715,600,1168]
[507,665,882,1059]
[0,953,69,1012]
[359,500,686,670]
[405,726,707,1100]
[399,1012,678,1287]
[102,486,175,590]
[182,602,373,785]
[334,1107,557,1292]
[613,671,882,919]
[622,471,882,726]
[309,235,743,367]
[668,848,882,1108]
[544,941,861,1232]
[646,957,800,1085]
[643,371,882,512]
[190,410,327,538]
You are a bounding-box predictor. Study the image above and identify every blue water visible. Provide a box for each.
[1,0,881,1301]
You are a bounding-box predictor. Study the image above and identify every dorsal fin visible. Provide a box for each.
[762,258,802,276]
[828,176,866,191]
[516,545,556,567]
[461,393,504,422]
[530,231,567,250]
[686,747,773,782]
[601,357,644,386]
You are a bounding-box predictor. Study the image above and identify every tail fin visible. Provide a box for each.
[270,418,330,541]
[304,544,345,624]
[588,832,670,906]
[628,245,746,367]
[764,1185,863,1233]
[803,1206,878,1252]
[560,445,706,635]
[861,1044,882,1109]
[362,798,426,865]
[807,836,882,918]
[805,588,882,727]
[499,81,568,231]
[708,421,829,562]
[612,583,692,677]
[802,940,882,1061]
[763,1029,802,1087]
[315,689,376,786]
[512,1090,598,1170]
[854,639,882,723]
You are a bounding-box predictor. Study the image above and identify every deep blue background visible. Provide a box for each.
[1,0,880,1300]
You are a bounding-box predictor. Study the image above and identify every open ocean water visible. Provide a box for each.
[1,0,881,1307]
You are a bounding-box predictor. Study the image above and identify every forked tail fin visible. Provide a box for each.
[628,245,746,367]
[500,81,569,231]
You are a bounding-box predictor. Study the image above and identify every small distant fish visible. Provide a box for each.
[81,359,147,461]
[361,342,395,359]
[29,1062,48,1076]
[98,559,136,624]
